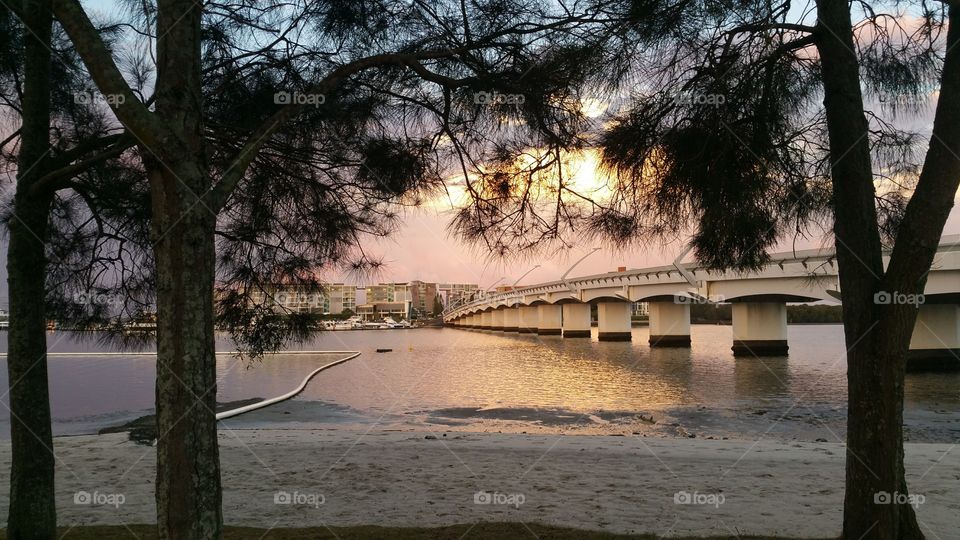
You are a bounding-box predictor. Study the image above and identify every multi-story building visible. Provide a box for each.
[408,280,439,316]
[356,301,410,321]
[244,281,478,319]
[246,283,358,315]
[633,302,649,317]
[437,283,480,309]
[326,284,358,314]
[365,282,411,304]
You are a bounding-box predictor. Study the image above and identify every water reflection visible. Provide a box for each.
[0,325,958,442]
[733,357,791,402]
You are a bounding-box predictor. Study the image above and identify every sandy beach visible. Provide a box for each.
[0,428,956,537]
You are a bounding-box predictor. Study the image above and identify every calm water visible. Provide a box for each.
[0,325,958,442]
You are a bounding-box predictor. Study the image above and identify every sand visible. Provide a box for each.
[0,429,956,537]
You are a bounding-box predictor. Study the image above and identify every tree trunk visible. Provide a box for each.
[815,0,924,537]
[6,196,56,540]
[6,0,57,536]
[148,0,223,536]
[151,166,222,539]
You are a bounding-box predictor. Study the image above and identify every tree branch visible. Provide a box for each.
[205,50,477,212]
[884,4,960,290]
[30,135,136,196]
[51,0,168,148]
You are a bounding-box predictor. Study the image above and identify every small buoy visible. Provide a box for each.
[376,348,393,353]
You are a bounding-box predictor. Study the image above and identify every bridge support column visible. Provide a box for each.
[502,307,519,332]
[908,304,960,371]
[597,302,632,341]
[537,305,562,335]
[465,315,474,328]
[562,303,591,338]
[648,302,691,347]
[480,311,492,329]
[519,306,539,333]
[491,309,504,331]
[731,302,788,356]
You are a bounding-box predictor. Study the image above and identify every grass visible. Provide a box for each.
[0,524,825,539]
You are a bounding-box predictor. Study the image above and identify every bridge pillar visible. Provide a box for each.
[502,307,519,332]
[648,302,691,347]
[519,306,539,333]
[480,311,492,329]
[597,302,632,341]
[491,309,504,331]
[465,315,474,328]
[731,302,788,356]
[562,303,591,338]
[908,304,960,371]
[537,304,562,335]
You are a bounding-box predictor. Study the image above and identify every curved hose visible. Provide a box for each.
[0,350,361,357]
[216,351,361,420]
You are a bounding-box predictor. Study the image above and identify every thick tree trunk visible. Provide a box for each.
[6,0,57,536]
[147,0,223,536]
[6,199,56,540]
[815,1,926,538]
[151,167,222,539]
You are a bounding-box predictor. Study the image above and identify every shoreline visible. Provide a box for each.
[2,428,956,536]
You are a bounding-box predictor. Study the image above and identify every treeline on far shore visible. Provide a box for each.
[686,303,844,324]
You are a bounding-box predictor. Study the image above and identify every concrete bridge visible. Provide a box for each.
[444,237,960,371]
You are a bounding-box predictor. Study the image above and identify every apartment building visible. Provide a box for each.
[245,281,477,319]
[437,283,480,308]
[408,280,439,316]
[246,283,358,315]
[365,282,411,303]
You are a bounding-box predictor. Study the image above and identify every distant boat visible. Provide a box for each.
[321,315,411,330]
[384,317,411,329]
[123,321,157,333]
[362,321,388,329]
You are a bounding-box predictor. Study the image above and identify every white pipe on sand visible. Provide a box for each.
[0,350,361,357]
[216,351,361,420]
[0,349,363,421]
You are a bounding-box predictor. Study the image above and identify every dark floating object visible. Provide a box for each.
[376,348,393,353]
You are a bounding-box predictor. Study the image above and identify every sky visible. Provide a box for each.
[1,1,960,307]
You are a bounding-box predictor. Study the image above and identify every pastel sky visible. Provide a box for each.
[1,1,959,306]
[342,202,960,289]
